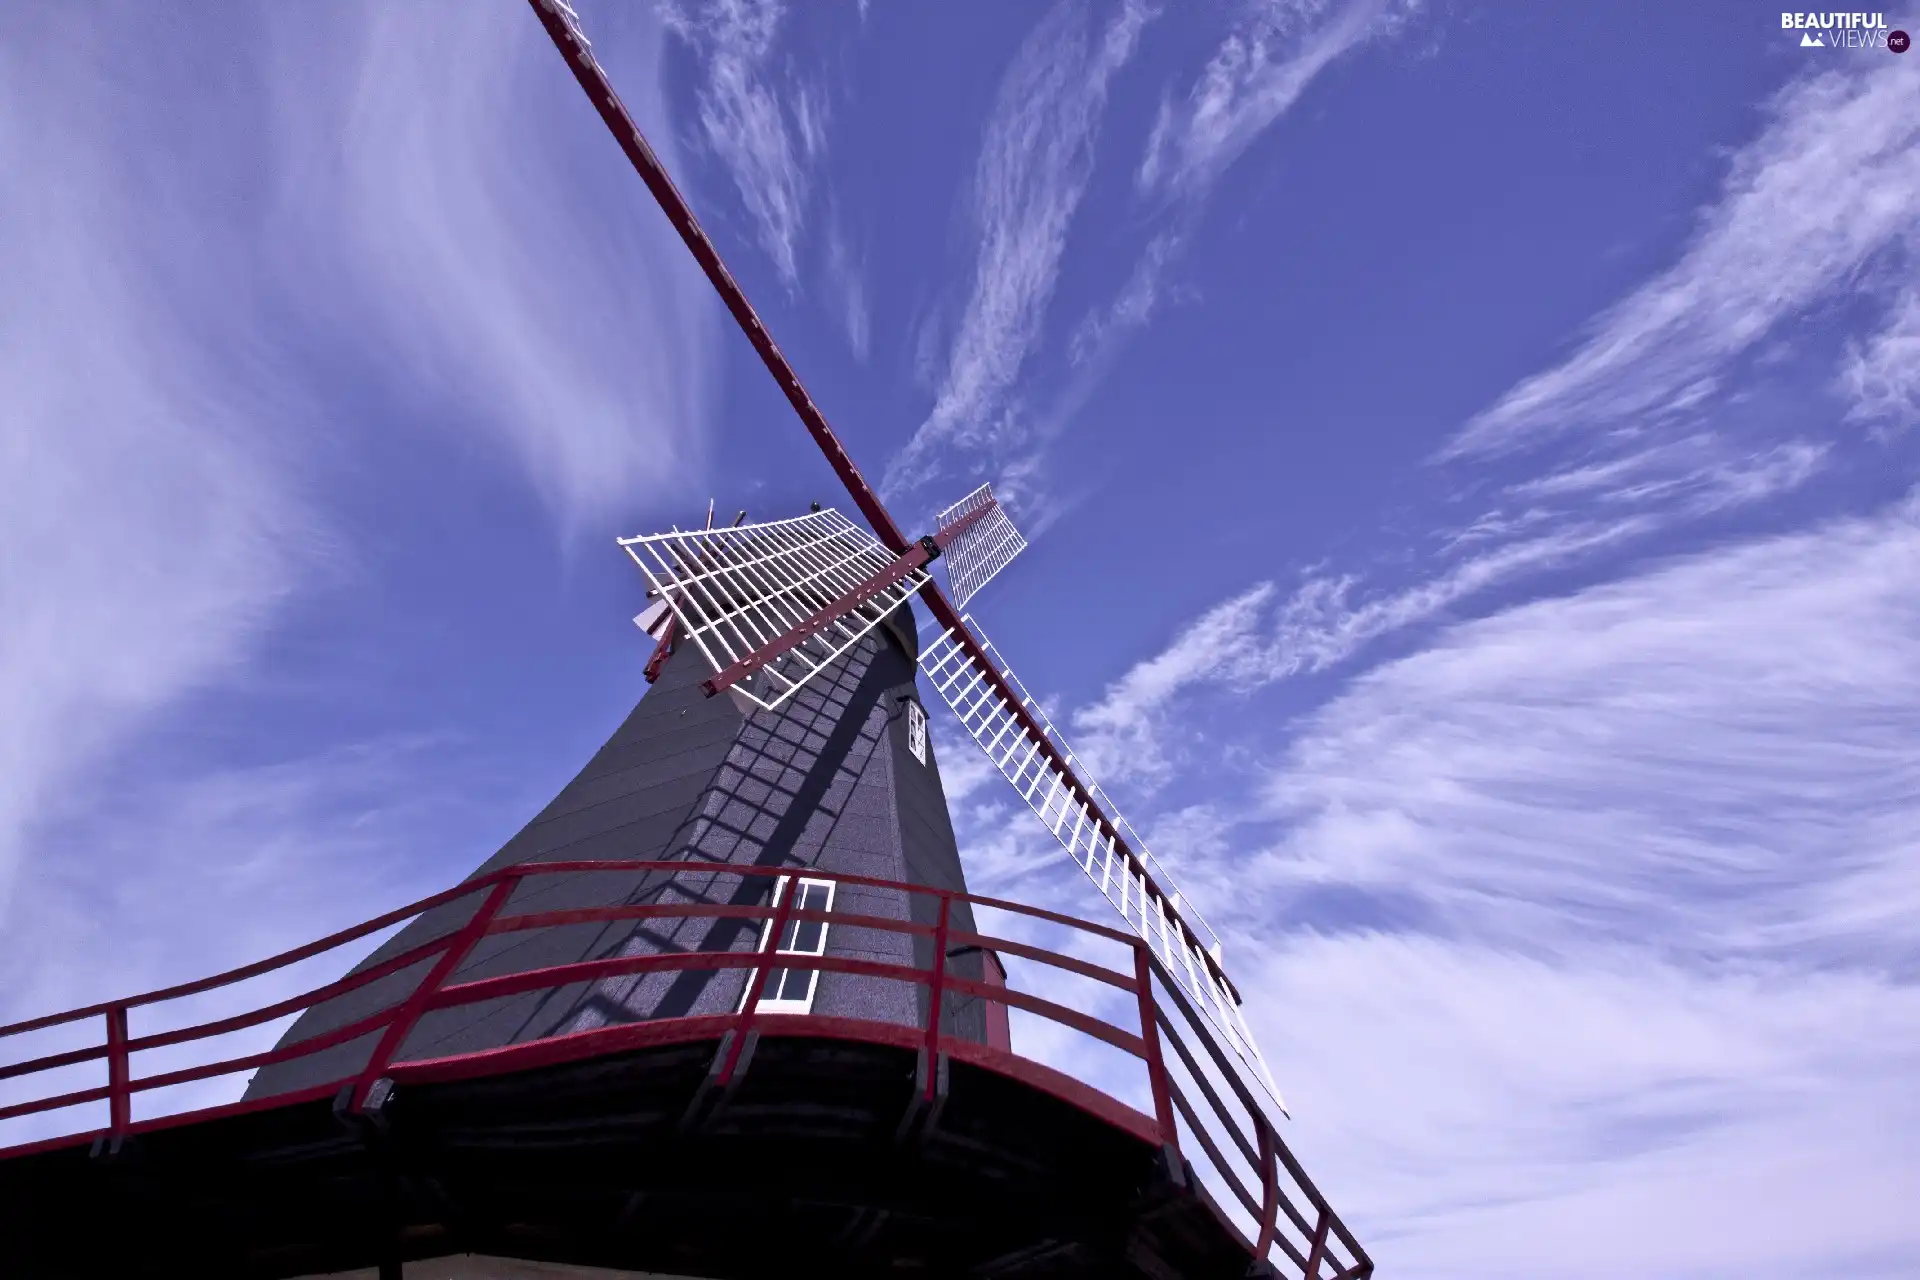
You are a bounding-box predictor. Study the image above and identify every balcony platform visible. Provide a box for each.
[0,1023,1257,1279]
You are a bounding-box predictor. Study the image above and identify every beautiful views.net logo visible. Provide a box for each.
[1780,12,1910,51]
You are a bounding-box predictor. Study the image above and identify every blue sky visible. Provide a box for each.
[3,1,1919,1274]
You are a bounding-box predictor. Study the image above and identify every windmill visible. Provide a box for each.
[0,4,1372,1278]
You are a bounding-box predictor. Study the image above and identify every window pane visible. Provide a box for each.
[779,881,830,955]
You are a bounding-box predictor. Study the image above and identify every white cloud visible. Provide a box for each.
[1261,493,1920,952]
[0,736,503,1147]
[891,0,1418,500]
[1452,62,1920,458]
[1504,436,1827,510]
[282,0,715,532]
[823,217,872,361]
[0,8,311,911]
[1269,518,1652,674]
[1218,494,1920,1275]
[1245,936,1920,1280]
[944,493,1920,1275]
[1072,584,1277,785]
[1240,432,1824,696]
[1,738,480,1026]
[1065,230,1178,367]
[1027,495,1920,1275]
[883,0,1152,496]
[1137,0,1416,199]
[667,0,821,287]
[1842,285,1920,429]
[1020,61,1920,1257]
[1234,58,1917,685]
[0,0,708,1030]
[1024,0,1416,498]
[1065,96,1889,806]
[1069,518,1653,788]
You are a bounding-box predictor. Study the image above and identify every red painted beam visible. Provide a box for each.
[693,486,996,700]
[522,0,905,553]
[1135,947,1178,1152]
[642,612,677,683]
[348,875,519,1110]
[699,539,934,698]
[928,496,998,550]
[0,875,501,1039]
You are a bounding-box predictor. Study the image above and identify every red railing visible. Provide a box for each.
[0,860,1370,1279]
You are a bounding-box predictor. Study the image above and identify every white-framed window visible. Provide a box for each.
[905,698,927,765]
[742,875,835,1014]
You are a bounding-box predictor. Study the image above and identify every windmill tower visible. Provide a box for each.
[0,3,1373,1278]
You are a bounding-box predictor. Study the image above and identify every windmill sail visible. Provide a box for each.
[624,502,1280,1108]
[935,483,1028,607]
[919,612,1284,1112]
[620,508,930,713]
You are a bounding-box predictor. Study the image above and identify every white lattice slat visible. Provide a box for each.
[619,510,929,712]
[935,483,1029,607]
[917,617,1284,1112]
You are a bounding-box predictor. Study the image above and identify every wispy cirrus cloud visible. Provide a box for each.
[1843,284,1920,429]
[1228,493,1920,1276]
[1452,61,1920,458]
[1137,0,1418,201]
[895,0,1418,504]
[0,6,312,913]
[1380,59,1918,657]
[1073,424,1838,794]
[1072,584,1278,786]
[1059,0,1419,380]
[883,0,1153,496]
[666,0,825,288]
[0,0,709,1028]
[1016,65,1920,1229]
[285,0,715,531]
[1132,56,1918,705]
[997,492,1920,1277]
[2,736,483,1027]
[823,215,872,362]
[1500,436,1829,510]
[1246,936,1920,1279]
[0,733,514,1147]
[1070,514,1660,788]
[1256,492,1920,958]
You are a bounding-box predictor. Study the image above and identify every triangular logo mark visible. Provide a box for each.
[1800,31,1824,46]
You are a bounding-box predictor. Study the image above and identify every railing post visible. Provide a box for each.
[1254,1117,1281,1262]
[1134,943,1178,1151]
[719,873,800,1086]
[104,1005,130,1136]
[350,872,520,1111]
[923,892,952,1093]
[1302,1202,1331,1280]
